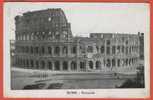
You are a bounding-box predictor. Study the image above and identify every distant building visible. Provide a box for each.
[138,32,144,60]
[10,9,143,73]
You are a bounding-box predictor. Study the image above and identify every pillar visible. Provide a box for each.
[68,61,71,71]
[52,46,54,57]
[86,60,89,70]
[93,61,96,70]
[68,45,71,56]
[52,61,55,71]
[77,60,80,71]
[60,46,63,57]
[60,61,63,71]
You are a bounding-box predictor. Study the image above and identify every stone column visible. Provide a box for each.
[68,45,71,56]
[68,61,71,71]
[60,61,63,71]
[85,60,89,71]
[52,46,54,57]
[60,46,62,57]
[93,61,96,70]
[52,61,55,71]
[77,60,80,71]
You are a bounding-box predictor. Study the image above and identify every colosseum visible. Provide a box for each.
[10,8,144,74]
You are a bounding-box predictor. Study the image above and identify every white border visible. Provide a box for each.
[4,2,150,98]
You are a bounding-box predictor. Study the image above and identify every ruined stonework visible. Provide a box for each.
[11,8,143,74]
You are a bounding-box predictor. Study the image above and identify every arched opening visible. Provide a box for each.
[80,62,85,71]
[106,59,111,67]
[71,46,77,54]
[63,61,68,70]
[26,59,29,68]
[55,31,60,39]
[89,61,93,69]
[112,59,116,67]
[41,60,45,69]
[129,59,131,66]
[22,59,25,67]
[112,46,116,54]
[71,61,77,70]
[48,47,52,55]
[54,46,60,56]
[31,46,33,54]
[96,46,99,53]
[26,46,29,53]
[87,46,93,53]
[117,59,120,67]
[101,46,104,53]
[20,58,23,67]
[63,31,68,38]
[30,59,34,68]
[41,46,45,54]
[63,46,68,55]
[96,61,101,69]
[36,60,39,69]
[35,46,39,54]
[54,61,60,70]
[48,61,52,70]
[126,59,128,66]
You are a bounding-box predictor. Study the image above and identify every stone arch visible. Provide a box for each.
[41,46,45,54]
[22,59,26,68]
[87,46,93,53]
[63,46,68,54]
[80,62,85,70]
[129,59,131,66]
[35,60,39,69]
[89,61,93,69]
[55,31,60,39]
[48,61,52,70]
[106,59,111,67]
[54,46,60,56]
[101,46,104,53]
[126,59,128,66]
[35,46,39,54]
[71,46,77,54]
[41,60,45,69]
[95,61,101,69]
[30,59,34,68]
[26,59,29,68]
[25,46,29,53]
[30,46,33,54]
[112,59,116,67]
[54,61,60,70]
[48,47,52,55]
[117,59,120,67]
[71,61,77,70]
[63,61,68,70]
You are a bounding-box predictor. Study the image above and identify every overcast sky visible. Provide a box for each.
[4,2,150,39]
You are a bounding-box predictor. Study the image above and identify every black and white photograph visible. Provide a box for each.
[4,2,150,98]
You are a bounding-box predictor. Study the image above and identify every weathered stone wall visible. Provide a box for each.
[11,9,141,74]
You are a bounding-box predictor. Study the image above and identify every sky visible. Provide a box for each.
[4,2,150,39]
